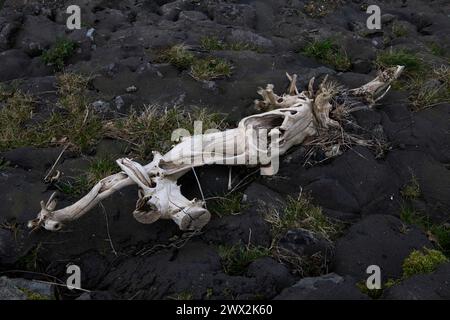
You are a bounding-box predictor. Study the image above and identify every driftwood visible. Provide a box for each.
[28,66,404,232]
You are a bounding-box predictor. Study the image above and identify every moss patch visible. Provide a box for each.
[402,248,448,278]
[20,288,51,300]
[41,38,77,71]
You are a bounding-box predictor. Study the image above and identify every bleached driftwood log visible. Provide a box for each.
[28,66,404,232]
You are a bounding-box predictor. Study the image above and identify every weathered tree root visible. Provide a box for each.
[28,66,404,232]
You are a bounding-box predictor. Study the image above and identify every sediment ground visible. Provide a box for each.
[0,0,449,300]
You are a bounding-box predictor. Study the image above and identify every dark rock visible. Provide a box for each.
[91,100,111,113]
[325,147,400,210]
[0,276,53,300]
[0,49,31,81]
[76,291,115,300]
[275,273,368,300]
[386,150,450,223]
[202,204,271,247]
[159,0,191,20]
[243,182,285,212]
[0,168,53,223]
[95,139,129,159]
[206,3,256,28]
[92,9,130,33]
[14,15,65,57]
[179,11,209,22]
[227,29,273,50]
[46,250,109,290]
[333,215,432,281]
[1,146,64,172]
[0,14,22,51]
[0,277,26,300]
[98,240,282,299]
[382,103,450,164]
[17,76,57,97]
[6,277,53,298]
[1,0,449,301]
[383,263,450,300]
[305,178,360,214]
[278,228,334,259]
[179,165,235,200]
[100,242,222,299]
[361,194,401,217]
[264,146,399,219]
[247,257,295,297]
[0,229,20,265]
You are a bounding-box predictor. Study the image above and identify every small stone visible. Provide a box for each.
[86,28,95,41]
[179,11,208,21]
[91,100,111,113]
[381,14,397,24]
[126,85,138,93]
[201,80,216,91]
[114,96,125,110]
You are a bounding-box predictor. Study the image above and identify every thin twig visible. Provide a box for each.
[43,144,69,183]
[191,167,206,208]
[33,279,92,293]
[100,202,118,256]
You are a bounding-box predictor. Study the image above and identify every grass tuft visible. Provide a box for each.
[56,156,118,196]
[391,22,408,38]
[209,192,245,217]
[429,43,448,59]
[200,37,226,51]
[157,44,195,70]
[217,244,270,276]
[0,158,10,170]
[157,44,233,81]
[200,36,261,52]
[265,194,341,242]
[400,174,421,200]
[0,73,102,153]
[50,73,103,152]
[302,39,351,71]
[0,86,35,151]
[377,49,449,110]
[190,57,232,81]
[411,65,450,110]
[107,106,225,160]
[376,49,423,73]
[86,156,117,186]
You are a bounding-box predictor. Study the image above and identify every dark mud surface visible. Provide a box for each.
[0,0,449,300]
